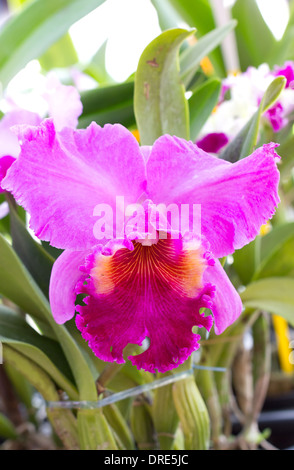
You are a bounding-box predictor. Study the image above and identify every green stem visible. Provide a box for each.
[3,345,79,450]
[96,344,138,393]
[130,396,156,450]
[172,356,210,450]
[251,312,271,422]
[103,403,135,450]
[77,409,118,451]
[196,366,223,447]
[152,372,179,450]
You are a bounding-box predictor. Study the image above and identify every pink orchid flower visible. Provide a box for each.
[2,119,280,373]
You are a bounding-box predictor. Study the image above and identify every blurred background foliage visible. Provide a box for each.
[0,0,294,451]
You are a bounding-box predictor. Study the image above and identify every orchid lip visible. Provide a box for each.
[74,235,215,373]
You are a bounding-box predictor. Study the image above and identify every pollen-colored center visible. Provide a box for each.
[90,238,206,299]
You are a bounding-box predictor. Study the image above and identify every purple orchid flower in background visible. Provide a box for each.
[2,119,280,373]
[274,61,294,88]
[0,110,41,193]
[196,132,229,154]
[0,73,82,193]
[197,61,294,154]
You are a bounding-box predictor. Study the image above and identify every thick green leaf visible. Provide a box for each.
[0,413,18,440]
[253,224,294,280]
[233,222,294,287]
[233,238,257,286]
[0,200,10,235]
[39,33,78,70]
[167,0,226,76]
[4,363,33,410]
[0,233,50,322]
[264,3,294,67]
[241,278,294,326]
[134,28,192,145]
[79,81,135,129]
[85,40,113,85]
[276,134,294,176]
[41,241,63,260]
[260,222,294,261]
[255,236,294,279]
[269,26,294,67]
[0,0,107,89]
[3,345,80,450]
[7,0,33,10]
[261,76,287,113]
[189,78,221,140]
[9,202,54,298]
[151,0,184,32]
[221,76,286,161]
[0,233,97,401]
[239,76,286,158]
[231,0,277,70]
[77,409,117,451]
[0,305,78,399]
[180,21,237,88]
[103,404,135,450]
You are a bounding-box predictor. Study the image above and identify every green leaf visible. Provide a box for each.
[85,40,113,85]
[39,33,78,70]
[151,0,184,32]
[0,413,18,440]
[134,28,192,145]
[268,26,294,67]
[233,238,257,286]
[9,202,54,298]
[260,222,294,261]
[79,81,135,129]
[189,78,221,141]
[180,21,237,88]
[0,305,78,399]
[241,278,294,326]
[167,0,226,76]
[254,225,294,280]
[276,134,294,176]
[0,233,50,322]
[41,241,63,260]
[7,0,33,11]
[4,363,33,411]
[221,76,286,161]
[0,0,107,89]
[3,345,80,450]
[0,233,97,401]
[103,403,135,450]
[77,409,117,451]
[240,76,286,158]
[173,375,210,450]
[232,0,277,70]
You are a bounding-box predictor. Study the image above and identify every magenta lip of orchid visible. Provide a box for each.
[1,118,281,373]
[93,197,202,245]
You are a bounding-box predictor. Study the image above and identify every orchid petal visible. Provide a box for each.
[0,109,41,158]
[2,119,147,250]
[49,249,89,324]
[203,259,243,335]
[147,135,280,258]
[44,73,83,131]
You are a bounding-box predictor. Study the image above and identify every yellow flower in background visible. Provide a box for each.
[131,129,140,143]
